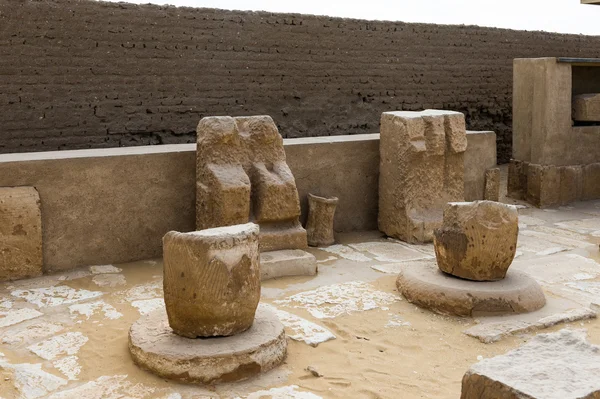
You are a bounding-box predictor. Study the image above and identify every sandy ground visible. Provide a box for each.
[2,195,600,397]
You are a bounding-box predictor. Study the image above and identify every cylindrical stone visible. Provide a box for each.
[163,223,260,338]
[306,193,339,247]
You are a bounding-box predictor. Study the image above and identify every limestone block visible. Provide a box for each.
[162,223,260,338]
[573,93,600,122]
[560,165,583,205]
[464,131,497,201]
[461,329,600,399]
[306,193,338,247]
[483,168,500,202]
[260,249,317,280]
[583,163,600,201]
[379,110,466,244]
[434,201,518,281]
[507,159,528,200]
[526,163,561,208]
[196,115,306,252]
[0,187,43,282]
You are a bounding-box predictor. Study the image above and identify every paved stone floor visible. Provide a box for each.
[1,200,600,398]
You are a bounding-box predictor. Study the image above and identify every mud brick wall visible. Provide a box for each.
[2,0,600,162]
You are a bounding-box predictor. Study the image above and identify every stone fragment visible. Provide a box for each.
[583,162,600,201]
[260,249,317,281]
[379,110,466,243]
[461,329,600,399]
[483,168,500,201]
[0,187,43,282]
[573,93,600,122]
[306,193,338,247]
[560,165,583,205]
[434,201,519,281]
[507,159,528,200]
[128,305,287,384]
[527,164,561,207]
[162,223,260,338]
[196,115,307,252]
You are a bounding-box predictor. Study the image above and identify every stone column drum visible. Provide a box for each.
[163,223,260,338]
[306,193,338,247]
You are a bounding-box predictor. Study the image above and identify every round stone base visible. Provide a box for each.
[128,305,287,384]
[396,262,546,317]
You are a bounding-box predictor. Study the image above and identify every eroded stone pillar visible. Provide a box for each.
[196,115,306,252]
[434,201,518,281]
[484,168,500,202]
[0,187,43,282]
[379,110,467,243]
[306,193,339,247]
[163,223,260,338]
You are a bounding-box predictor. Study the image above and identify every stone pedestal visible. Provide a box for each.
[196,115,307,253]
[0,187,43,282]
[162,223,260,338]
[434,201,518,281]
[306,193,338,247]
[129,305,287,384]
[379,110,467,243]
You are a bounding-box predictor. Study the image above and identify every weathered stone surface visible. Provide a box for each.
[527,163,561,208]
[129,304,287,385]
[162,223,260,338]
[464,131,497,201]
[260,249,317,281]
[461,329,600,399]
[306,193,338,247]
[483,168,500,201]
[379,110,466,244]
[196,115,307,252]
[573,93,600,122]
[434,201,519,281]
[507,159,528,200]
[583,163,600,201]
[560,165,583,205]
[396,261,546,317]
[0,187,43,282]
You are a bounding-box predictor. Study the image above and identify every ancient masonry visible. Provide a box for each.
[378,110,466,243]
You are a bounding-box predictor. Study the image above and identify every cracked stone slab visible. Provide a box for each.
[461,329,600,399]
[262,304,335,347]
[0,308,43,328]
[347,241,431,263]
[464,307,597,343]
[11,286,103,308]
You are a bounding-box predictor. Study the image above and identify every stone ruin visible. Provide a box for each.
[396,201,546,317]
[305,193,339,247]
[378,110,467,244]
[196,115,306,252]
[128,223,287,384]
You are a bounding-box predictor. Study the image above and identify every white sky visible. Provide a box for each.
[102,0,600,35]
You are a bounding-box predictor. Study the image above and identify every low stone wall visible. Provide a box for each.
[0,132,494,272]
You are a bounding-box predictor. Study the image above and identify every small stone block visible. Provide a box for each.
[306,193,339,247]
[0,187,43,282]
[573,93,600,122]
[461,329,600,399]
[527,164,560,208]
[434,201,519,281]
[507,159,527,200]
[583,163,600,201]
[560,165,583,205]
[260,249,317,281]
[483,168,500,201]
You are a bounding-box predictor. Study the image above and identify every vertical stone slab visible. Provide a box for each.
[507,160,528,200]
[163,223,260,338]
[583,163,600,200]
[484,168,500,202]
[560,165,583,205]
[196,115,307,252]
[527,164,560,208]
[306,193,338,247]
[463,131,497,201]
[0,187,43,281]
[379,110,466,243]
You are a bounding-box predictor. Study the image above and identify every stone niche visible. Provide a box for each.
[196,115,307,252]
[0,187,43,281]
[510,57,600,207]
[379,110,467,243]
